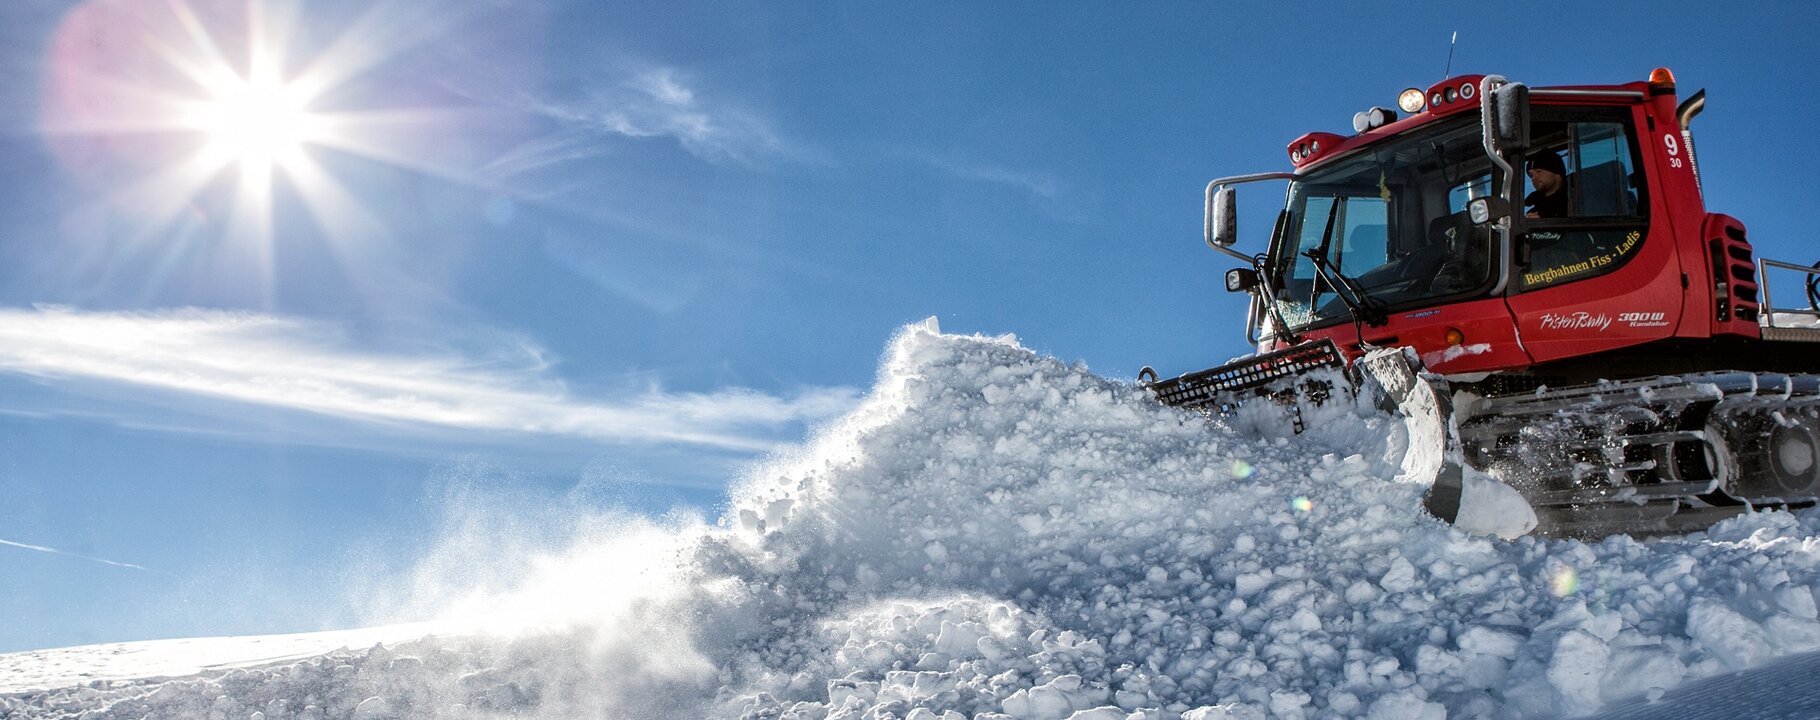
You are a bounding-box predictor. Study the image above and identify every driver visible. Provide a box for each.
[1524,151,1570,218]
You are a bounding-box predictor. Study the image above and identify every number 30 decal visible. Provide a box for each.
[1664,133,1683,168]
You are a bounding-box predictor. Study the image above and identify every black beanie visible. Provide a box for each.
[1528,151,1566,176]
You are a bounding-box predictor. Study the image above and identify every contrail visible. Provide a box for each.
[0,537,152,572]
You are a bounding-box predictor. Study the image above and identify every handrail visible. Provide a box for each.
[1757,258,1820,328]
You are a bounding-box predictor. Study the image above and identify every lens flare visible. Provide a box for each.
[1230,460,1255,479]
[1291,496,1313,513]
[1549,565,1580,597]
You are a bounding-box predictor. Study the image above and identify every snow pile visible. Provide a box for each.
[7,321,1820,719]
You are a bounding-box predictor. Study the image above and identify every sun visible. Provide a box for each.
[39,0,460,289]
[164,3,336,202]
[187,62,323,176]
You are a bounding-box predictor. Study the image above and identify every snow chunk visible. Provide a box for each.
[1379,557,1420,593]
[1688,599,1770,670]
[352,696,393,720]
[1452,469,1538,539]
[1182,704,1266,720]
[1458,625,1525,659]
[1365,692,1444,720]
[1547,629,1611,714]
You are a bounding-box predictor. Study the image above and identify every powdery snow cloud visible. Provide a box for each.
[0,306,857,452]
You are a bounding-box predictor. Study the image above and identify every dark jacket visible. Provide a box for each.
[1525,182,1570,218]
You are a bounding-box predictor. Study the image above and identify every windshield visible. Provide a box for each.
[1269,119,1500,329]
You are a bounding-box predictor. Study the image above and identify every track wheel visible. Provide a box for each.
[1661,426,1724,481]
[1765,418,1820,497]
[1726,412,1820,502]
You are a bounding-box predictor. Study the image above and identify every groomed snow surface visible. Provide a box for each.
[6,321,1820,719]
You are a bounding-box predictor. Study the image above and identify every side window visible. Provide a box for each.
[1570,123,1639,216]
[1518,112,1649,292]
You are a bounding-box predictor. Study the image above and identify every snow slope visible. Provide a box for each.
[5,321,1820,719]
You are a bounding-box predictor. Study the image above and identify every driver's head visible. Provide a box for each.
[1527,151,1566,194]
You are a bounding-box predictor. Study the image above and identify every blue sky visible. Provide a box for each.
[2,0,1817,652]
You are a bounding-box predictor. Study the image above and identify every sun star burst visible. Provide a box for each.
[188,66,322,175]
[41,0,465,297]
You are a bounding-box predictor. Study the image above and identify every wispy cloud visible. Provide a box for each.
[0,306,857,452]
[481,129,618,182]
[0,538,152,572]
[906,152,1062,201]
[586,66,795,164]
[480,65,804,171]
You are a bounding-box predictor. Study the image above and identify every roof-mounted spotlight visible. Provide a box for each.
[1397,87,1426,113]
[1352,106,1399,133]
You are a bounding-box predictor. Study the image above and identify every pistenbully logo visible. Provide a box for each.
[1538,311,1613,331]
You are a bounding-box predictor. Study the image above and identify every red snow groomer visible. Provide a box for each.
[1146,69,1820,538]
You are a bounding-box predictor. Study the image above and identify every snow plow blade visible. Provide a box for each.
[1140,341,1468,527]
[1352,346,1465,525]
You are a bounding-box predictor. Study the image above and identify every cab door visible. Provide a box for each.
[1503,108,1680,363]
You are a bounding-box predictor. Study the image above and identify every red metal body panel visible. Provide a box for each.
[1287,132,1350,168]
[1285,297,1534,374]
[1630,89,1722,340]
[1504,228,1682,363]
[1424,75,1486,118]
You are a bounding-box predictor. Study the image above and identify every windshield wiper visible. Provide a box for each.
[1304,196,1388,327]
[1302,249,1388,327]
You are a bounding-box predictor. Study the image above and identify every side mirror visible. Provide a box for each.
[1225,267,1259,293]
[1491,83,1530,151]
[1208,186,1238,248]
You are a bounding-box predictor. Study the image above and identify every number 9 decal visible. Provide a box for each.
[1663,133,1680,156]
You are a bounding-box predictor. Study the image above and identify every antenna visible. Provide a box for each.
[1442,31,1458,78]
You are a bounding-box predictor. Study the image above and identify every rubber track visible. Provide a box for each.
[1458,372,1820,537]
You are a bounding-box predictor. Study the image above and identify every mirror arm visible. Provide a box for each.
[1203,172,1298,261]
[1210,241,1254,263]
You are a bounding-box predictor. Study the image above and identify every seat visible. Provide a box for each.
[1575,160,1630,216]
